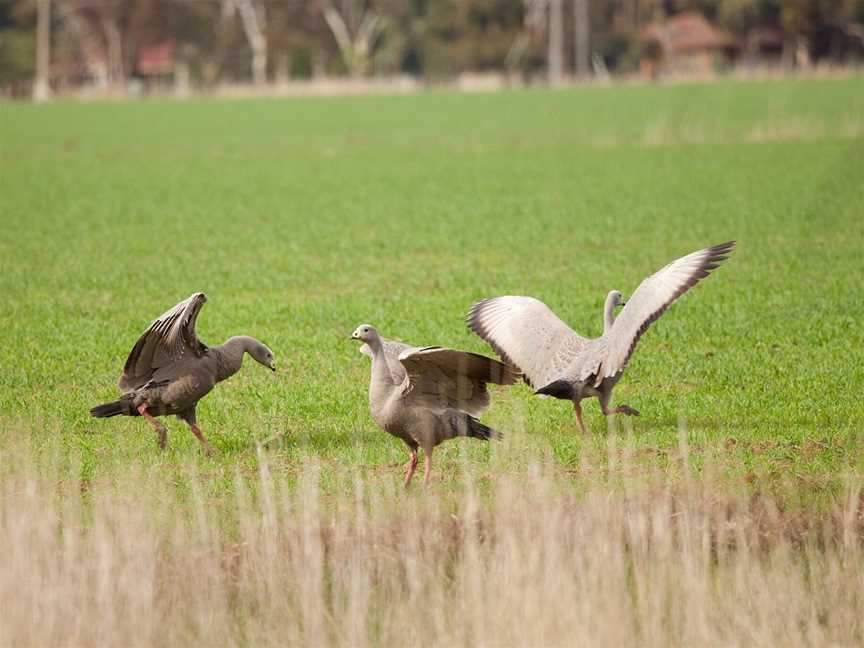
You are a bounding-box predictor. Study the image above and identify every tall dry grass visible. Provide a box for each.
[0,437,861,647]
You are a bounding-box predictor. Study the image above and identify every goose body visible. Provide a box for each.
[353,325,520,486]
[90,292,276,453]
[467,242,734,432]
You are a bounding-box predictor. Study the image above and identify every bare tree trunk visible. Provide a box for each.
[33,0,51,101]
[101,14,125,93]
[573,0,589,79]
[548,0,563,84]
[323,3,381,78]
[323,6,353,67]
[174,59,190,97]
[60,9,104,85]
[203,0,234,85]
[795,37,811,69]
[275,51,290,84]
[233,0,267,85]
[508,0,547,72]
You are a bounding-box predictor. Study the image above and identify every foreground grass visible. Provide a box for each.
[0,77,863,501]
[1,437,862,646]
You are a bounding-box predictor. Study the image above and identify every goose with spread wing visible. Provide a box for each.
[90,292,276,454]
[467,242,734,433]
[351,324,520,487]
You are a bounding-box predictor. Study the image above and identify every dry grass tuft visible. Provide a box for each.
[590,115,864,150]
[0,438,861,647]
[746,119,826,143]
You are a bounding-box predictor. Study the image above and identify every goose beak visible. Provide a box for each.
[269,363,277,372]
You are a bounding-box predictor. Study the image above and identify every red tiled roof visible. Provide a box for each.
[642,11,737,54]
[137,41,176,75]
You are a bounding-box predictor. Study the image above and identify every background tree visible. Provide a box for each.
[232,0,267,84]
[3,0,863,96]
[322,0,383,77]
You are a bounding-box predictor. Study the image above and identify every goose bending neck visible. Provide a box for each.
[212,335,256,381]
[603,292,618,336]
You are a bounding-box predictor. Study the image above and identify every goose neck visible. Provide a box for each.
[603,294,618,336]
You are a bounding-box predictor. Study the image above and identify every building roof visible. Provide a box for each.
[642,11,737,55]
[137,41,176,75]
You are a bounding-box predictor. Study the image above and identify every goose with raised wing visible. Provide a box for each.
[352,324,520,487]
[90,292,276,454]
[466,242,734,433]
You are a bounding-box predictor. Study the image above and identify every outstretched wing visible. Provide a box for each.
[466,296,589,388]
[398,346,520,417]
[119,292,209,390]
[599,241,734,383]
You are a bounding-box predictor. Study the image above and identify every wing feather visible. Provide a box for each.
[599,241,734,382]
[119,292,209,390]
[466,296,588,388]
[398,346,520,416]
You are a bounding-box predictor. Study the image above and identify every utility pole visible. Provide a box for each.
[573,0,590,79]
[33,0,51,101]
[548,0,563,84]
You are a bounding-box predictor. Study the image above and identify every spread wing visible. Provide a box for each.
[119,292,209,390]
[397,347,521,417]
[599,241,734,383]
[466,296,589,388]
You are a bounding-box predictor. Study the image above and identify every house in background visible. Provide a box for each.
[50,37,182,96]
[136,40,186,95]
[137,41,176,80]
[640,11,739,79]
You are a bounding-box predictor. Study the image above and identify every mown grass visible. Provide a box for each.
[0,77,863,505]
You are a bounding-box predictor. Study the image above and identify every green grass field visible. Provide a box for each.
[1,77,863,497]
[2,77,864,645]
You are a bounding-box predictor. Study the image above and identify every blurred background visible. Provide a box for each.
[2,0,864,100]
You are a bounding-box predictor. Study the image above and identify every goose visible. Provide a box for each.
[351,324,519,486]
[90,292,276,454]
[467,242,734,432]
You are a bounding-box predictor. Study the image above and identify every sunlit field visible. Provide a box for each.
[1,76,863,644]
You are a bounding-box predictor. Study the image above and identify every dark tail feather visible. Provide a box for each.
[90,400,130,418]
[535,380,574,400]
[461,415,502,441]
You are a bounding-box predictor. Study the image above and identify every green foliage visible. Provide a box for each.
[420,0,525,76]
[0,77,862,506]
[0,28,34,83]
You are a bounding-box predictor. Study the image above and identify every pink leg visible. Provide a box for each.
[404,449,418,488]
[423,451,433,486]
[188,423,215,456]
[573,401,588,434]
[137,404,168,450]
